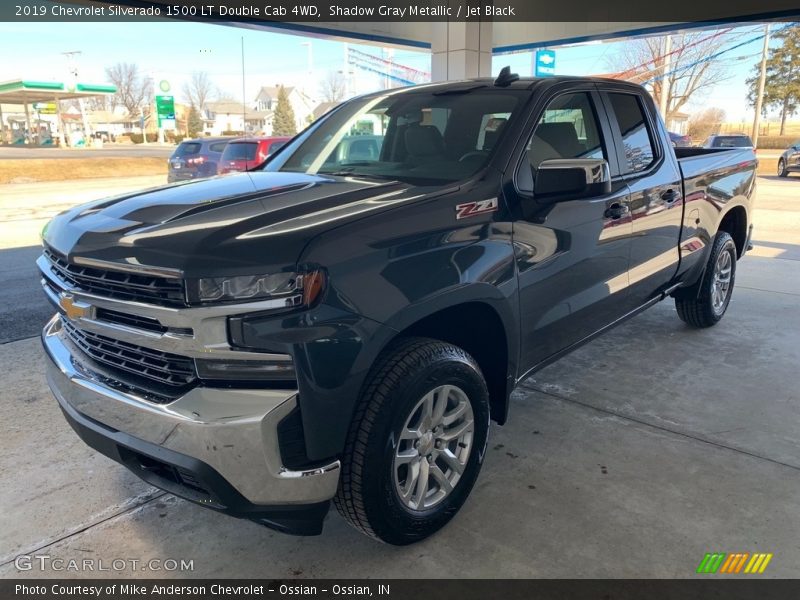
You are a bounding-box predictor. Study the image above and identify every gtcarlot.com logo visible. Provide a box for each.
[696,552,773,574]
[14,554,194,572]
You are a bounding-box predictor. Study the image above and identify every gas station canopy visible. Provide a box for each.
[0,80,116,104]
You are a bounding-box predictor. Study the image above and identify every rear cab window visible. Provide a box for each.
[606,93,658,174]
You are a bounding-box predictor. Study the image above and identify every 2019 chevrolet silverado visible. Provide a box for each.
[40,71,756,545]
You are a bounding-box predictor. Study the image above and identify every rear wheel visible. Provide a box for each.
[334,337,490,545]
[778,159,788,178]
[675,232,737,328]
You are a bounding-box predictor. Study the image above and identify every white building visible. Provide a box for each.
[254,86,316,132]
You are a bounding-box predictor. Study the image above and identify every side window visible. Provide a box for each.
[209,142,228,153]
[607,93,656,174]
[517,92,605,193]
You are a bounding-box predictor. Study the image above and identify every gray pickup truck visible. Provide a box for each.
[40,71,756,544]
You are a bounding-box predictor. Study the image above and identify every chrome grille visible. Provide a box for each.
[62,319,196,389]
[44,249,186,307]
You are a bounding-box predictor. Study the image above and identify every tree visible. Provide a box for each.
[272,86,297,136]
[319,71,346,102]
[746,25,800,136]
[105,62,153,118]
[687,107,726,142]
[609,32,732,123]
[182,71,214,113]
[187,104,202,137]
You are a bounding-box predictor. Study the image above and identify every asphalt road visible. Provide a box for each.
[0,145,175,159]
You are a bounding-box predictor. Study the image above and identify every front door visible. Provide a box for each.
[507,88,634,372]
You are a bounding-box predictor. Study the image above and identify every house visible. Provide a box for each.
[202,101,272,136]
[311,101,341,122]
[254,86,315,131]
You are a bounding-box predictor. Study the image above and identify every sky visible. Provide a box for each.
[0,20,787,122]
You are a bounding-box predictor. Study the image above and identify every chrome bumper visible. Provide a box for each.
[42,316,340,506]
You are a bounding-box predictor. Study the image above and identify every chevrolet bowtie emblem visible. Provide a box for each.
[59,294,93,321]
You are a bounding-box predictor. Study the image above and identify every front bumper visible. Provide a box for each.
[42,316,340,535]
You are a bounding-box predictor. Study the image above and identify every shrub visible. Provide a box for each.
[755,135,798,149]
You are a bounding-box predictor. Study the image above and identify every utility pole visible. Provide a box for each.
[659,35,672,124]
[752,23,770,149]
[63,50,91,145]
[241,36,247,135]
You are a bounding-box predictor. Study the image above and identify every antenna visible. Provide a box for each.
[494,66,519,87]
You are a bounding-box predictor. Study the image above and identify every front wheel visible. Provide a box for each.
[334,338,490,545]
[778,159,788,178]
[675,231,737,328]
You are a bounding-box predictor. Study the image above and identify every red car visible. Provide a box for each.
[218,136,291,174]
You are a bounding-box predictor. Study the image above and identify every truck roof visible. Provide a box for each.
[356,75,643,99]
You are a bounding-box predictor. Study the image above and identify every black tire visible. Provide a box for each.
[675,232,737,328]
[334,337,490,545]
[778,159,788,178]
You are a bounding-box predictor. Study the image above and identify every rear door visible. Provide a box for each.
[600,88,684,305]
[507,86,634,370]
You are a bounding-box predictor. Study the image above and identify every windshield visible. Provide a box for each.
[265,88,526,184]
[712,136,752,148]
[223,142,258,161]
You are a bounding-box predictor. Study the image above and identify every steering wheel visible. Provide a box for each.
[458,150,489,162]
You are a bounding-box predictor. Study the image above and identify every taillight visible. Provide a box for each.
[186,156,205,165]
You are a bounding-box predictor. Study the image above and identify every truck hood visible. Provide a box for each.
[43,171,439,277]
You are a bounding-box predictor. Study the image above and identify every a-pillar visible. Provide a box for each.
[431,18,493,82]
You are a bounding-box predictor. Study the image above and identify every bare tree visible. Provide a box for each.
[609,32,732,123]
[687,107,726,141]
[319,71,346,103]
[182,71,214,112]
[105,62,153,118]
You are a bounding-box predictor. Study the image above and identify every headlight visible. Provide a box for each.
[186,270,326,306]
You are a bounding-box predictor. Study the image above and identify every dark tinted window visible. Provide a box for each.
[268,141,286,154]
[711,136,752,148]
[608,93,656,173]
[222,142,257,161]
[517,92,605,192]
[208,141,228,153]
[270,89,525,185]
[174,142,200,157]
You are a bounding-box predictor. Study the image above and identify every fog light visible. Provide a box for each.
[195,357,296,381]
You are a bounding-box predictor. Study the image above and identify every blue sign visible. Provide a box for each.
[535,49,556,77]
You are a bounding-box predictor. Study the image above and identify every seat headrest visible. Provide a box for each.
[533,122,582,158]
[404,125,445,158]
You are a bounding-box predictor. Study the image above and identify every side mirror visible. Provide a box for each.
[533,158,612,202]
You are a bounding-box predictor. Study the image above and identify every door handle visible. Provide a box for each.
[604,203,629,220]
[661,189,681,203]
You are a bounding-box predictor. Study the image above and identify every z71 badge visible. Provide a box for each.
[455,198,498,220]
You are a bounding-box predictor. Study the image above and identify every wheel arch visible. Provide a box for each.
[377,296,518,426]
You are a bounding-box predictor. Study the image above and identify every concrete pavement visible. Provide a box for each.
[0,176,798,578]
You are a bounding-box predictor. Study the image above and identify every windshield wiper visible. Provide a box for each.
[318,167,397,180]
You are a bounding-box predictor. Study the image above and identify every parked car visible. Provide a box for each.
[668,131,691,147]
[167,137,230,182]
[40,72,756,544]
[777,140,800,177]
[218,136,291,175]
[702,134,753,149]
